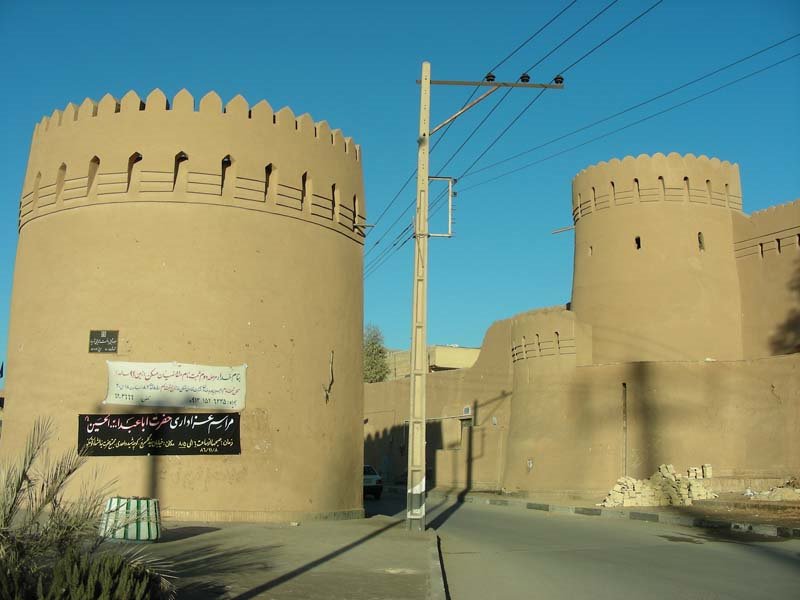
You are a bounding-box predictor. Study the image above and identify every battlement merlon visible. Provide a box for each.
[19,89,365,240]
[570,153,742,224]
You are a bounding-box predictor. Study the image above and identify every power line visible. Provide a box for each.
[365,50,797,281]
[365,1,578,256]
[429,0,582,176]
[458,51,800,194]
[455,0,664,183]
[364,233,413,280]
[445,0,624,183]
[366,0,621,266]
[364,223,414,278]
[465,31,800,179]
[367,0,668,278]
[486,0,579,75]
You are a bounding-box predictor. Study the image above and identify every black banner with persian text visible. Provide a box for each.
[78,413,241,456]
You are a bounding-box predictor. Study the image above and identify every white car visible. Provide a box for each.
[363,465,383,500]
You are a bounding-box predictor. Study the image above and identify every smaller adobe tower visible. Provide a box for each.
[570,153,744,363]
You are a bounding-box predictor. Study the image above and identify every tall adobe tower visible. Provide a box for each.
[3,89,366,521]
[570,153,743,363]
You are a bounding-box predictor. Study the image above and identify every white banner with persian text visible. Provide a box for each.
[104,361,246,411]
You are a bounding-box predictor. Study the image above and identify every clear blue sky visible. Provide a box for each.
[1,0,798,382]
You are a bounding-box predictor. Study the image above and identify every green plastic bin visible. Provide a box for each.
[99,496,161,542]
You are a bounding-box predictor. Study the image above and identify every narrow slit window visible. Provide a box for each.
[683,176,690,201]
[33,172,41,204]
[264,164,273,201]
[87,156,100,195]
[331,183,337,220]
[301,172,308,208]
[706,179,713,202]
[173,152,188,190]
[698,232,705,251]
[588,245,593,257]
[776,238,782,254]
[55,163,67,201]
[127,152,142,192]
[221,155,233,194]
[610,181,616,204]
[591,187,597,209]
[554,331,560,353]
[634,178,640,201]
[759,242,764,258]
[658,176,665,201]
[635,236,641,250]
[353,194,359,231]
[535,333,541,354]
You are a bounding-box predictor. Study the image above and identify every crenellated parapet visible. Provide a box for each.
[734,199,800,260]
[18,89,365,242]
[510,307,578,363]
[571,153,742,224]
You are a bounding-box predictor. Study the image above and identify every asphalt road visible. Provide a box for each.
[367,495,800,600]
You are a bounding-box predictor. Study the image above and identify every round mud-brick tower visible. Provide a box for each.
[3,89,366,521]
[570,153,744,363]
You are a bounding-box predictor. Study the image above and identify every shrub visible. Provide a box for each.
[0,418,174,599]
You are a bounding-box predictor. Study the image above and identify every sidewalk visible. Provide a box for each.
[387,486,800,538]
[145,513,444,599]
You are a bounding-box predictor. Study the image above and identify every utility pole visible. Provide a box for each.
[406,61,563,532]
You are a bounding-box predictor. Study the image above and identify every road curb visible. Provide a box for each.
[415,488,800,539]
[428,532,447,600]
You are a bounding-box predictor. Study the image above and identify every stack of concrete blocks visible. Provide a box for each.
[600,464,719,507]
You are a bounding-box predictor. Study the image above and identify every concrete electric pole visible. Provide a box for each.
[406,61,563,532]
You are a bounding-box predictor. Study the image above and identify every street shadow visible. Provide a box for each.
[769,258,800,354]
[145,540,278,599]
[229,518,404,599]
[174,581,231,600]
[161,543,277,581]
[159,526,221,543]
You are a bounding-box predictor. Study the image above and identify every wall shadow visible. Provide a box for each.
[363,419,443,490]
[770,258,800,354]
[365,390,510,530]
[564,328,798,565]
[426,401,474,531]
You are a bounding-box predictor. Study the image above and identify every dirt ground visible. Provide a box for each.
[688,494,800,529]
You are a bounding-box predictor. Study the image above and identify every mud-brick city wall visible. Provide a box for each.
[368,317,800,498]
[734,201,800,358]
[501,352,800,496]
[3,89,366,522]
[364,321,513,491]
[365,153,800,499]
